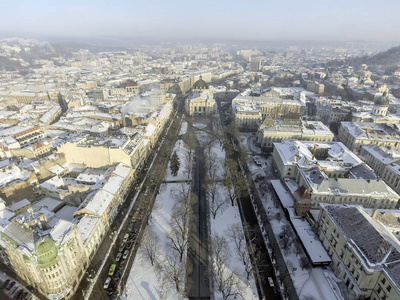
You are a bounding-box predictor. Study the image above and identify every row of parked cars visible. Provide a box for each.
[0,279,31,299]
[103,208,142,295]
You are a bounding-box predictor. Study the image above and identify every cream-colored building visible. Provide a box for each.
[257,119,334,150]
[232,103,262,131]
[317,204,400,300]
[58,134,148,170]
[272,140,400,210]
[0,162,134,300]
[232,95,305,127]
[338,122,400,154]
[186,90,216,116]
[361,145,400,196]
[74,163,134,237]
[1,218,87,300]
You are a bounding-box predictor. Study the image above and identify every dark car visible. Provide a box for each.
[126,241,132,249]
[6,281,16,291]
[0,279,9,289]
[119,261,125,270]
[113,270,120,281]
[13,288,23,299]
[20,292,28,300]
[107,280,116,295]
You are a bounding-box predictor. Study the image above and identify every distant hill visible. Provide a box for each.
[326,45,400,70]
[361,45,400,66]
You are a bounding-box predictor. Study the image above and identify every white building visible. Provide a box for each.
[257,119,334,150]
[317,204,400,300]
[339,122,400,154]
[272,140,400,209]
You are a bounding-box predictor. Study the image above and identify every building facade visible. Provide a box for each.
[257,119,334,150]
[339,122,400,154]
[317,204,400,300]
[272,140,400,210]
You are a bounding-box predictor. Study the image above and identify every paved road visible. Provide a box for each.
[186,126,211,300]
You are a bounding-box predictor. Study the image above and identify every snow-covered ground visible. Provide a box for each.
[207,138,258,300]
[179,121,188,135]
[123,182,188,300]
[123,124,260,300]
[165,140,191,182]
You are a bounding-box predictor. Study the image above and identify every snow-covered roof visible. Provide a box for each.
[76,215,100,244]
[9,199,31,212]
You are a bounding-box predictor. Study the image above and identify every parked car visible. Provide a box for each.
[108,264,116,276]
[118,243,125,252]
[6,281,15,291]
[122,233,129,243]
[107,280,116,295]
[116,252,122,262]
[123,250,129,260]
[103,277,112,289]
[113,270,120,281]
[13,288,23,299]
[268,277,274,287]
[119,261,125,270]
[0,279,9,289]
[126,241,132,249]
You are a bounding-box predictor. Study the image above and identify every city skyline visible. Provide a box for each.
[1,0,400,42]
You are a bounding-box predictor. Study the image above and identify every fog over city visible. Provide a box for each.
[2,2,400,300]
[1,0,400,43]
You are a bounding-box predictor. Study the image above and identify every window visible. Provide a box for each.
[387,285,391,292]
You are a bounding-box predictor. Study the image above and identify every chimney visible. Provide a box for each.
[372,209,380,219]
[122,113,126,127]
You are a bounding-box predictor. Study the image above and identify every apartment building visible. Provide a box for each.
[338,122,400,154]
[257,119,334,150]
[272,140,400,210]
[361,145,400,196]
[317,204,400,300]
[1,218,87,299]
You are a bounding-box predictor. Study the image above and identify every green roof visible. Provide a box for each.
[35,238,58,267]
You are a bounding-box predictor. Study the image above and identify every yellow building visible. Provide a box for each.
[58,134,148,170]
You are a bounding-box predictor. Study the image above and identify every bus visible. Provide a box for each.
[108,264,116,276]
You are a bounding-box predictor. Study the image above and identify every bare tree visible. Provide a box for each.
[223,158,247,206]
[280,225,293,251]
[166,184,195,262]
[157,250,188,295]
[209,193,228,219]
[276,212,282,223]
[300,256,311,271]
[183,133,196,164]
[211,234,244,300]
[226,224,246,265]
[141,226,159,266]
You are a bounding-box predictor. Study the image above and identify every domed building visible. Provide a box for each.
[185,76,215,116]
[372,92,389,116]
[1,219,87,299]
[192,76,209,91]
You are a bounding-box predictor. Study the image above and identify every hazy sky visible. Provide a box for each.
[1,0,399,42]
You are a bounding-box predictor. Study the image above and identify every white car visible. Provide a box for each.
[103,277,112,289]
[116,253,122,262]
[122,233,129,243]
[268,277,274,287]
[123,250,129,260]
